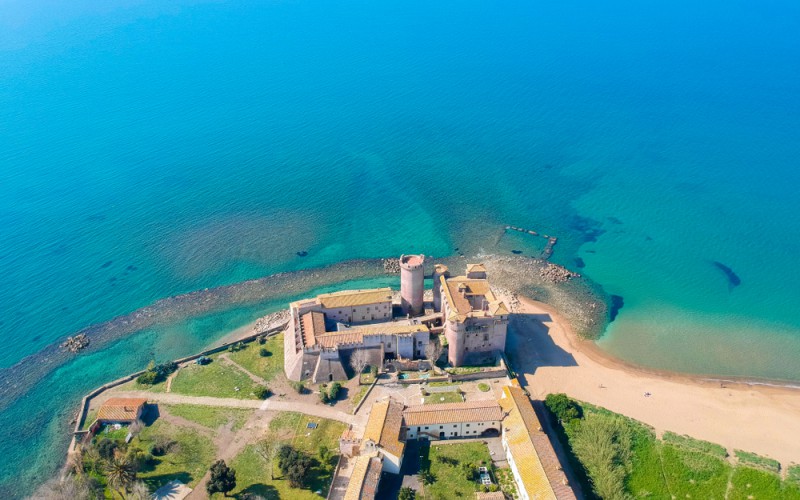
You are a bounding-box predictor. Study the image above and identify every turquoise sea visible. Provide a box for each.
[1,0,799,495]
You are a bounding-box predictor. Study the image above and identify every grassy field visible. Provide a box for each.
[169,356,263,399]
[351,385,370,407]
[546,395,800,500]
[422,442,493,500]
[164,404,253,431]
[225,412,346,499]
[226,334,284,382]
[423,391,463,405]
[133,419,215,491]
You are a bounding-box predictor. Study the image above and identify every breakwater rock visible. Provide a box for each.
[59,334,89,353]
[540,262,580,283]
[383,258,400,274]
[252,309,290,334]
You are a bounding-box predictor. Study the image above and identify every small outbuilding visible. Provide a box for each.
[97,397,148,424]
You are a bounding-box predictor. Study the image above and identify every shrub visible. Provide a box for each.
[254,386,271,399]
[545,393,582,423]
[136,370,158,385]
[291,381,306,394]
[96,438,118,460]
[258,335,266,345]
[259,347,270,357]
[319,391,330,404]
[328,382,342,400]
[735,450,781,474]
[125,447,152,470]
[149,436,178,456]
[477,383,491,392]
[370,365,378,377]
[398,486,416,500]
[420,470,435,485]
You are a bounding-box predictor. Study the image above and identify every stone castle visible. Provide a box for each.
[283,255,509,382]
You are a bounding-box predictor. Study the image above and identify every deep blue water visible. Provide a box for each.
[1,0,800,495]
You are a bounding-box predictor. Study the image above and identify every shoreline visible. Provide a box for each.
[519,296,800,392]
[512,295,800,466]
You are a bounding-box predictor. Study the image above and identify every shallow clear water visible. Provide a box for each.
[1,0,799,495]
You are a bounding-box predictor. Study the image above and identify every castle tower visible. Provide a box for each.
[432,263,450,312]
[399,254,425,316]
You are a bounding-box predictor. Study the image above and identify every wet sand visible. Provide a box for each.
[512,296,800,467]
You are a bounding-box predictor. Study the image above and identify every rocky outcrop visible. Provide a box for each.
[539,262,580,283]
[252,309,290,334]
[383,258,400,274]
[60,334,90,353]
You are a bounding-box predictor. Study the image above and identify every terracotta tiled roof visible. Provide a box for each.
[363,399,405,458]
[315,323,429,349]
[500,386,576,500]
[300,311,325,347]
[441,276,508,320]
[343,454,382,500]
[317,288,392,309]
[97,397,147,422]
[403,400,503,427]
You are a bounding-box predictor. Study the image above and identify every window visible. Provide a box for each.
[417,427,420,432]
[387,342,392,348]
[483,334,489,341]
[440,426,443,429]
[425,427,429,430]
[466,424,470,427]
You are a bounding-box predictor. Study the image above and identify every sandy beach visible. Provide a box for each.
[511,296,800,468]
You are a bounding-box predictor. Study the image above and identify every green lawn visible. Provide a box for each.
[545,395,800,500]
[133,419,215,491]
[164,404,253,431]
[423,442,493,499]
[81,408,98,430]
[169,356,263,399]
[224,412,346,499]
[226,334,285,382]
[423,391,463,405]
[351,385,370,407]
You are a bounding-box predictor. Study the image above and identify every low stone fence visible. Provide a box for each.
[68,322,288,454]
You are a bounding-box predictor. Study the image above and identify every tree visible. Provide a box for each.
[103,456,137,496]
[207,460,237,497]
[318,444,332,465]
[398,486,416,500]
[425,338,443,368]
[254,439,281,480]
[254,386,271,399]
[328,382,342,401]
[545,393,582,424]
[277,445,313,488]
[350,349,370,382]
[420,470,435,485]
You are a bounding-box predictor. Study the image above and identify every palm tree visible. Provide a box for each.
[103,456,137,497]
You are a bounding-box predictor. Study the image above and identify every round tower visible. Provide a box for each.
[399,254,425,316]
[432,263,450,312]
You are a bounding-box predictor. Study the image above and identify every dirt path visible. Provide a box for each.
[511,296,800,468]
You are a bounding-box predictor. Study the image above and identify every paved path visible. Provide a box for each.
[112,390,366,431]
[219,353,269,387]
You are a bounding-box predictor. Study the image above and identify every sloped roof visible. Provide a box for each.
[317,288,392,309]
[343,454,382,500]
[500,386,576,499]
[403,400,503,427]
[300,311,325,347]
[315,323,429,349]
[466,263,487,273]
[363,399,405,458]
[97,398,147,422]
[441,276,509,320]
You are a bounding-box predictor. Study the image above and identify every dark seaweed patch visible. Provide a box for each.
[511,249,522,255]
[712,261,741,289]
[607,216,623,225]
[126,265,138,272]
[609,295,625,322]
[296,251,308,257]
[574,257,585,268]
[100,261,113,269]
